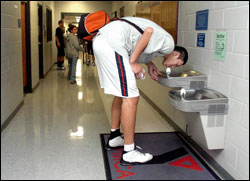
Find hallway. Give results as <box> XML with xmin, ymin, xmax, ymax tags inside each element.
<box><xmin>1</xmin><ymin>1</ymin><xmax>249</xmax><ymax>180</ymax></box>
<box><xmin>1</xmin><ymin>58</ymin><xmax>174</xmax><ymax>180</ymax></box>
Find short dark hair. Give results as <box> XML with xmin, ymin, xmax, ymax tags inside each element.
<box><xmin>58</xmin><ymin>20</ymin><xmax>64</xmax><ymax>25</ymax></box>
<box><xmin>174</xmin><ymin>46</ymin><xmax>188</xmax><ymax>65</ymax></box>
<box><xmin>68</xmin><ymin>25</ymin><xmax>77</xmax><ymax>33</ymax></box>
<box><xmin>67</xmin><ymin>23</ymin><xmax>73</xmax><ymax>32</ymax></box>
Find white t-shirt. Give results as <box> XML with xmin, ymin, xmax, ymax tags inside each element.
<box><xmin>99</xmin><ymin>17</ymin><xmax>175</xmax><ymax>64</ymax></box>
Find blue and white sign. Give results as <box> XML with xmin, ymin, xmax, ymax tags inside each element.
<box><xmin>197</xmin><ymin>33</ymin><xmax>205</xmax><ymax>47</ymax></box>
<box><xmin>196</xmin><ymin>9</ymin><xmax>209</xmax><ymax>30</ymax></box>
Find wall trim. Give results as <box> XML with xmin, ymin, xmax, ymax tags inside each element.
<box><xmin>32</xmin><ymin>82</ymin><xmax>40</xmax><ymax>92</ymax></box>
<box><xmin>44</xmin><ymin>62</ymin><xmax>56</xmax><ymax>77</ymax></box>
<box><xmin>1</xmin><ymin>100</ymin><xmax>24</xmax><ymax>133</ymax></box>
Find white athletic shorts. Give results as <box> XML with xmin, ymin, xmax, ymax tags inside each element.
<box><xmin>92</xmin><ymin>33</ymin><xmax>139</xmax><ymax>98</ymax></box>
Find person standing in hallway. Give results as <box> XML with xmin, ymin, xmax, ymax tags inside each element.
<box><xmin>92</xmin><ymin>17</ymin><xmax>188</xmax><ymax>166</ymax></box>
<box><xmin>65</xmin><ymin>25</ymin><xmax>84</xmax><ymax>84</ymax></box>
<box><xmin>64</xmin><ymin>23</ymin><xmax>73</xmax><ymax>78</ymax></box>
<box><xmin>56</xmin><ymin>20</ymin><xmax>66</xmax><ymax>70</ymax></box>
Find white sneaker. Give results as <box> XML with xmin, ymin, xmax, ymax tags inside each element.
<box><xmin>109</xmin><ymin>136</ymin><xmax>124</xmax><ymax>147</ymax></box>
<box><xmin>120</xmin><ymin>146</ymin><xmax>153</xmax><ymax>166</ymax></box>
<box><xmin>105</xmin><ymin>136</ymin><xmax>124</xmax><ymax>150</ymax></box>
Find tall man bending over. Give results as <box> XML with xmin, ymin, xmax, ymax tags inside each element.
<box><xmin>93</xmin><ymin>17</ymin><xmax>188</xmax><ymax>166</ymax></box>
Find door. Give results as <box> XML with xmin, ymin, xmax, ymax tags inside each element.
<box><xmin>38</xmin><ymin>4</ymin><xmax>44</xmax><ymax>78</ymax></box>
<box><xmin>136</xmin><ymin>1</ymin><xmax>178</xmax><ymax>44</ymax></box>
<box><xmin>21</xmin><ymin>2</ymin><xmax>32</xmax><ymax>93</ymax></box>
<box><xmin>21</xmin><ymin>2</ymin><xmax>27</xmax><ymax>87</ymax></box>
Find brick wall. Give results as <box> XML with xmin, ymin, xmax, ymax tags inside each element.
<box><xmin>178</xmin><ymin>1</ymin><xmax>249</xmax><ymax>179</ymax></box>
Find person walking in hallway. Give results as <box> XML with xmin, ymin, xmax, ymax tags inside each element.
<box><xmin>85</xmin><ymin>39</ymin><xmax>96</xmax><ymax>66</ymax></box>
<box><xmin>92</xmin><ymin>17</ymin><xmax>188</xmax><ymax>165</ymax></box>
<box><xmin>64</xmin><ymin>23</ymin><xmax>73</xmax><ymax>78</ymax></box>
<box><xmin>56</xmin><ymin>20</ymin><xmax>66</xmax><ymax>70</ymax></box>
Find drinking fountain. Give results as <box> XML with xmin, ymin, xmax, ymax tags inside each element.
<box><xmin>158</xmin><ymin>69</ymin><xmax>228</xmax><ymax>150</ymax></box>
<box><xmin>158</xmin><ymin>70</ymin><xmax>207</xmax><ymax>90</ymax></box>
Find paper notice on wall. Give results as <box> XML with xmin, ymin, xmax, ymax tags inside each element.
<box><xmin>214</xmin><ymin>31</ymin><xmax>227</xmax><ymax>61</ymax></box>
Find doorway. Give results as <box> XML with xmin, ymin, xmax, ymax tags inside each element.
<box><xmin>21</xmin><ymin>1</ymin><xmax>32</xmax><ymax>93</ymax></box>
<box><xmin>21</xmin><ymin>2</ymin><xmax>27</xmax><ymax>87</ymax></box>
<box><xmin>38</xmin><ymin>4</ymin><xmax>44</xmax><ymax>78</ymax></box>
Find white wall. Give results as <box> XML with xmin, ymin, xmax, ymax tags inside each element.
<box><xmin>177</xmin><ymin>2</ymin><xmax>249</xmax><ymax>180</ymax></box>
<box><xmin>1</xmin><ymin>1</ymin><xmax>56</xmax><ymax>126</ymax></box>
<box><xmin>1</xmin><ymin>1</ymin><xmax>23</xmax><ymax>125</ymax></box>
<box><xmin>111</xmin><ymin>1</ymin><xmax>137</xmax><ymax>17</ymax></box>
<box><xmin>30</xmin><ymin>1</ymin><xmax>39</xmax><ymax>89</ymax></box>
<box><xmin>30</xmin><ymin>1</ymin><xmax>55</xmax><ymax>78</ymax></box>
<box><xmin>43</xmin><ymin>1</ymin><xmax>56</xmax><ymax>75</ymax></box>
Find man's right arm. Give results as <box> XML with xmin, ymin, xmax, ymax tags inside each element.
<box><xmin>130</xmin><ymin>27</ymin><xmax>153</xmax><ymax>65</ymax></box>
<box><xmin>55</xmin><ymin>28</ymin><xmax>60</xmax><ymax>47</ymax></box>
<box><xmin>56</xmin><ymin>36</ymin><xmax>60</xmax><ymax>47</ymax></box>
<box><xmin>129</xmin><ymin>27</ymin><xmax>154</xmax><ymax>76</ymax></box>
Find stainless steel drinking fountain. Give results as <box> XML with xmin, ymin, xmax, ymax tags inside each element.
<box><xmin>158</xmin><ymin>70</ymin><xmax>207</xmax><ymax>90</ymax></box>
<box><xmin>158</xmin><ymin>69</ymin><xmax>229</xmax><ymax>149</ymax></box>
<box><xmin>168</xmin><ymin>89</ymin><xmax>228</xmax><ymax>115</ymax></box>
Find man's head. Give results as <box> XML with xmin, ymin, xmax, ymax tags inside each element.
<box><xmin>162</xmin><ymin>46</ymin><xmax>188</xmax><ymax>68</ymax></box>
<box><xmin>58</xmin><ymin>20</ymin><xmax>64</xmax><ymax>28</ymax></box>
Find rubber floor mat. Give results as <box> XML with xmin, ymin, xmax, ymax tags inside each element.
<box><xmin>100</xmin><ymin>132</ymin><xmax>220</xmax><ymax>180</ymax></box>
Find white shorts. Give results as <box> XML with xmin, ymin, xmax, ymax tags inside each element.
<box><xmin>92</xmin><ymin>34</ymin><xmax>139</xmax><ymax>98</ymax></box>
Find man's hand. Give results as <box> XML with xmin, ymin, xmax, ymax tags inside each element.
<box><xmin>146</xmin><ymin>62</ymin><xmax>162</xmax><ymax>81</ymax></box>
<box><xmin>57</xmin><ymin>42</ymin><xmax>60</xmax><ymax>48</ymax></box>
<box><xmin>130</xmin><ymin>62</ymin><xmax>144</xmax><ymax>80</ymax></box>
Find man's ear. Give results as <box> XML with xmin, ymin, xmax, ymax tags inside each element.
<box><xmin>173</xmin><ymin>51</ymin><xmax>180</xmax><ymax>57</ymax></box>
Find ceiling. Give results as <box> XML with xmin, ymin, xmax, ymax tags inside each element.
<box><xmin>61</xmin><ymin>13</ymin><xmax>88</xmax><ymax>24</ymax></box>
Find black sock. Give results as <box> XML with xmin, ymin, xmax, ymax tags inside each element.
<box><xmin>109</xmin><ymin>129</ymin><xmax>121</xmax><ymax>140</ymax></box>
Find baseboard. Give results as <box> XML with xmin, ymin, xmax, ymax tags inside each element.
<box><xmin>44</xmin><ymin>63</ymin><xmax>56</xmax><ymax>77</ymax></box>
<box><xmin>32</xmin><ymin>82</ymin><xmax>40</xmax><ymax>92</ymax></box>
<box><xmin>1</xmin><ymin>100</ymin><xmax>24</xmax><ymax>133</ymax></box>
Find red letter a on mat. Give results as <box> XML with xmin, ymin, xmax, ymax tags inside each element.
<box><xmin>116</xmin><ymin>170</ymin><xmax>135</xmax><ymax>179</ymax></box>
<box><xmin>168</xmin><ymin>155</ymin><xmax>203</xmax><ymax>171</ymax></box>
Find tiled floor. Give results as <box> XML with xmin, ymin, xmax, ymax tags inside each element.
<box><xmin>1</xmin><ymin>59</ymin><xmax>174</xmax><ymax>180</ymax></box>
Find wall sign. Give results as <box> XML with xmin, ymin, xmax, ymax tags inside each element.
<box><xmin>196</xmin><ymin>9</ymin><xmax>209</xmax><ymax>30</ymax></box>
<box><xmin>197</xmin><ymin>33</ymin><xmax>205</xmax><ymax>47</ymax></box>
<box><xmin>18</xmin><ymin>18</ymin><xmax>21</xmax><ymax>28</ymax></box>
<box><xmin>214</xmin><ymin>31</ymin><xmax>227</xmax><ymax>61</ymax></box>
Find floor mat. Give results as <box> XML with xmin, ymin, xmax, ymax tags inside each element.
<box><xmin>100</xmin><ymin>132</ymin><xmax>220</xmax><ymax>180</ymax></box>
